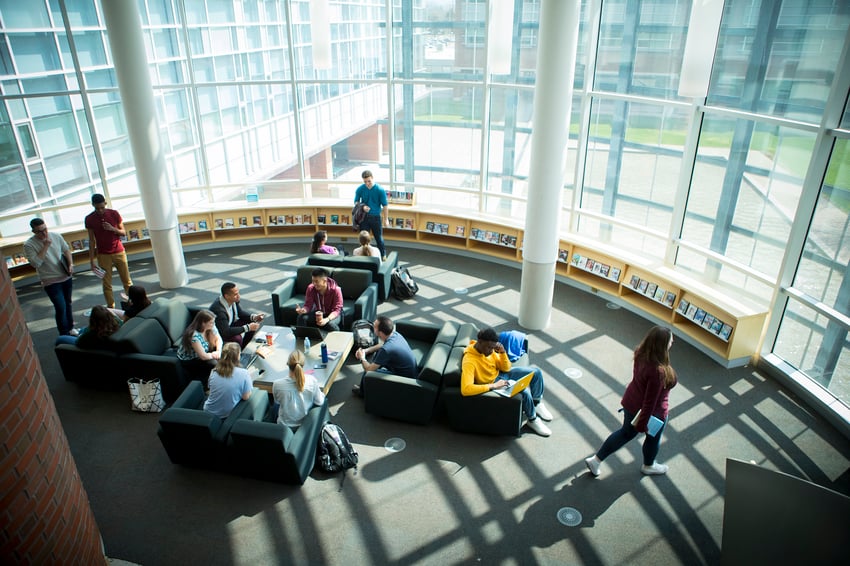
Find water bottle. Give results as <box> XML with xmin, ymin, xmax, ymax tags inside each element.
<box><xmin>321</xmin><ymin>342</ymin><xmax>328</xmax><ymax>363</ymax></box>
<box><xmin>304</xmin><ymin>336</ymin><xmax>311</xmax><ymax>355</ymax></box>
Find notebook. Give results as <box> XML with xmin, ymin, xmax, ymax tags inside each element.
<box><xmin>493</xmin><ymin>371</ymin><xmax>534</xmax><ymax>398</ymax></box>
<box><xmin>631</xmin><ymin>410</ymin><xmax>665</xmax><ymax>437</ymax></box>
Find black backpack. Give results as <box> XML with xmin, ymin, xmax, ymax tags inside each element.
<box><xmin>352</xmin><ymin>202</ymin><xmax>368</xmax><ymax>231</ymax></box>
<box><xmin>317</xmin><ymin>422</ymin><xmax>359</xmax><ymax>474</ymax></box>
<box><xmin>352</xmin><ymin>319</ymin><xmax>377</xmax><ymax>349</ymax></box>
<box><xmin>391</xmin><ymin>266</ymin><xmax>419</xmax><ymax>299</ymax></box>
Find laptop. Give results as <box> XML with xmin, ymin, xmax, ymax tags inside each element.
<box><xmin>293</xmin><ymin>325</ymin><xmax>325</xmax><ymax>342</ymax></box>
<box><xmin>239</xmin><ymin>351</ymin><xmax>259</xmax><ymax>369</ymax></box>
<box><xmin>493</xmin><ymin>371</ymin><xmax>534</xmax><ymax>398</ymax></box>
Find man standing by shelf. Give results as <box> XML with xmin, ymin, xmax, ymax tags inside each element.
<box><xmin>353</xmin><ymin>170</ymin><xmax>389</xmax><ymax>260</ymax></box>
<box><xmin>23</xmin><ymin>218</ymin><xmax>77</xmax><ymax>337</ymax></box>
<box><xmin>85</xmin><ymin>193</ymin><xmax>133</xmax><ymax>309</ymax></box>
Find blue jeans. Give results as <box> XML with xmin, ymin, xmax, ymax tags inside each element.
<box><xmin>498</xmin><ymin>366</ymin><xmax>544</xmax><ymax>419</ymax></box>
<box><xmin>44</xmin><ymin>278</ymin><xmax>74</xmax><ymax>335</ymax></box>
<box><xmin>596</xmin><ymin>408</ymin><xmax>666</xmax><ymax>466</ymax></box>
<box><xmin>359</xmin><ymin>214</ymin><xmax>385</xmax><ymax>257</ymax></box>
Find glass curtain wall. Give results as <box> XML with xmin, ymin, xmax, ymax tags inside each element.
<box><xmin>0</xmin><ymin>0</ymin><xmax>848</xmax><ymax>411</ymax></box>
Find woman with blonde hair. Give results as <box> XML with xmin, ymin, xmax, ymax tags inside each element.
<box><xmin>177</xmin><ymin>309</ymin><xmax>223</xmax><ymax>386</ymax></box>
<box><xmin>273</xmin><ymin>349</ymin><xmax>326</xmax><ymax>429</ymax></box>
<box><xmin>204</xmin><ymin>342</ymin><xmax>253</xmax><ymax>418</ymax></box>
<box><xmin>584</xmin><ymin>326</ymin><xmax>678</xmax><ymax>477</ymax></box>
<box><xmin>352</xmin><ymin>230</ymin><xmax>381</xmax><ymax>263</ymax></box>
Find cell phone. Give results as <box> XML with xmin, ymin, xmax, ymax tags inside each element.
<box><xmin>314</xmin><ymin>363</ymin><xmax>327</xmax><ymax>369</ymax></box>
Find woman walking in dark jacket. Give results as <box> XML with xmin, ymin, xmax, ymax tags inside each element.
<box><xmin>585</xmin><ymin>326</ymin><xmax>678</xmax><ymax>477</ymax></box>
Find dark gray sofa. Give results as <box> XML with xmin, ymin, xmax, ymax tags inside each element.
<box><xmin>271</xmin><ymin>265</ymin><xmax>378</xmax><ymax>330</ymax></box>
<box><xmin>306</xmin><ymin>251</ymin><xmax>399</xmax><ymax>301</ymax></box>
<box><xmin>363</xmin><ymin>320</ymin><xmax>458</xmax><ymax>425</ymax></box>
<box><xmin>54</xmin><ymin>297</ymin><xmax>200</xmax><ymax>404</ymax></box>
<box><xmin>157</xmin><ymin>381</ymin><xmax>329</xmax><ymax>484</ymax></box>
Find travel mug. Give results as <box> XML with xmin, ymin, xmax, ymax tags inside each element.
<box><xmin>321</xmin><ymin>342</ymin><xmax>328</xmax><ymax>363</ymax></box>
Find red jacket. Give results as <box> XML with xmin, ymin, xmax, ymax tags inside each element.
<box><xmin>621</xmin><ymin>359</ymin><xmax>677</xmax><ymax>432</ymax></box>
<box><xmin>303</xmin><ymin>277</ymin><xmax>343</xmax><ymax>317</ymax></box>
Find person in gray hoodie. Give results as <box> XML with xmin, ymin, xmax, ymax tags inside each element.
<box><xmin>23</xmin><ymin>218</ymin><xmax>77</xmax><ymax>336</ymax></box>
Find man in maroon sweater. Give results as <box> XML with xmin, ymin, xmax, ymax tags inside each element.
<box><xmin>85</xmin><ymin>193</ymin><xmax>133</xmax><ymax>308</ymax></box>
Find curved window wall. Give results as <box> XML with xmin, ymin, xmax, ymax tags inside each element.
<box><xmin>0</xmin><ymin>0</ymin><xmax>849</xmax><ymax>414</ymax></box>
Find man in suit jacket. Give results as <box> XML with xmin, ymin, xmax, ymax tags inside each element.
<box><xmin>210</xmin><ymin>282</ymin><xmax>264</xmax><ymax>348</ymax></box>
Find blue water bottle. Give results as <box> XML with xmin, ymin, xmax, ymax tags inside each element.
<box><xmin>303</xmin><ymin>336</ymin><xmax>311</xmax><ymax>355</ymax></box>
<box><xmin>321</xmin><ymin>342</ymin><xmax>329</xmax><ymax>363</ymax></box>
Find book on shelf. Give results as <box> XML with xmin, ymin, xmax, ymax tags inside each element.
<box><xmin>685</xmin><ymin>304</ymin><xmax>698</xmax><ymax>319</ymax></box>
<box><xmin>387</xmin><ymin>216</ymin><xmax>394</xmax><ymax>226</ymax></box>
<box><xmin>5</xmin><ymin>256</ymin><xmax>14</xmax><ymax>268</ymax></box>
<box><xmin>645</xmin><ymin>282</ymin><xmax>658</xmax><ymax>297</ymax></box>
<box><xmin>317</xmin><ymin>214</ymin><xmax>326</xmax><ymax>224</ymax></box>
<box><xmin>188</xmin><ymin>221</ymin><xmax>197</xmax><ymax>232</ymax></box>
<box><xmin>710</xmin><ymin>318</ymin><xmax>724</xmax><ymax>334</ymax></box>
<box><xmin>395</xmin><ymin>217</ymin><xmax>404</xmax><ymax>228</ymax></box>
<box><xmin>199</xmin><ymin>220</ymin><xmax>208</xmax><ymax>230</ymax></box>
<box><xmin>719</xmin><ymin>323</ymin><xmax>733</xmax><ymax>341</ymax></box>
<box><xmin>701</xmin><ymin>313</ymin><xmax>715</xmax><ymax>330</ymax></box>
<box><xmin>558</xmin><ymin>249</ymin><xmax>569</xmax><ymax>263</ymax></box>
<box><xmin>278</xmin><ymin>215</ymin><xmax>285</xmax><ymax>225</ymax></box>
<box><xmin>71</xmin><ymin>240</ymin><xmax>83</xmax><ymax>251</ymax></box>
<box><xmin>225</xmin><ymin>218</ymin><xmax>234</xmax><ymax>228</ymax></box>
<box><xmin>426</xmin><ymin>221</ymin><xmax>435</xmax><ymax>232</ymax></box>
<box><xmin>239</xmin><ymin>217</ymin><xmax>248</xmax><ymax>227</ymax></box>
<box><xmin>128</xmin><ymin>229</ymin><xmax>140</xmax><ymax>241</ymax></box>
<box><xmin>663</xmin><ymin>291</ymin><xmax>676</xmax><ymax>308</ymax></box>
<box><xmin>304</xmin><ymin>214</ymin><xmax>313</xmax><ymax>224</ymax></box>
<box><xmin>284</xmin><ymin>215</ymin><xmax>294</xmax><ymax>225</ymax></box>
<box><xmin>405</xmin><ymin>218</ymin><xmax>414</xmax><ymax>230</ymax></box>
<box><xmin>571</xmin><ymin>253</ymin><xmax>583</xmax><ymax>266</ymax></box>
<box><xmin>294</xmin><ymin>214</ymin><xmax>303</xmax><ymax>224</ymax></box>
<box><xmin>653</xmin><ymin>286</ymin><xmax>665</xmax><ymax>302</ymax></box>
<box><xmin>140</xmin><ymin>229</ymin><xmax>148</xmax><ymax>239</ymax></box>
<box><xmin>629</xmin><ymin>274</ymin><xmax>640</xmax><ymax>288</ymax></box>
<box><xmin>455</xmin><ymin>225</ymin><xmax>465</xmax><ymax>237</ymax></box>
<box><xmin>470</xmin><ymin>227</ymin><xmax>480</xmax><ymax>240</ymax></box>
<box><xmin>179</xmin><ymin>222</ymin><xmax>189</xmax><ymax>233</ymax></box>
<box><xmin>638</xmin><ymin>279</ymin><xmax>649</xmax><ymax>293</ymax></box>
<box><xmin>693</xmin><ymin>308</ymin><xmax>707</xmax><ymax>324</ymax></box>
<box><xmin>439</xmin><ymin>223</ymin><xmax>449</xmax><ymax>234</ymax></box>
<box><xmin>252</xmin><ymin>216</ymin><xmax>262</xmax><ymax>226</ymax></box>
<box><xmin>677</xmin><ymin>299</ymin><xmax>690</xmax><ymax>314</ymax></box>
<box><xmin>215</xmin><ymin>219</ymin><xmax>224</xmax><ymax>229</ymax></box>
<box><xmin>268</xmin><ymin>215</ymin><xmax>277</xmax><ymax>225</ymax></box>
<box><xmin>500</xmin><ymin>233</ymin><xmax>511</xmax><ymax>246</ymax></box>
<box><xmin>485</xmin><ymin>231</ymin><xmax>500</xmax><ymax>243</ymax></box>
<box><xmin>599</xmin><ymin>264</ymin><xmax>610</xmax><ymax>277</ymax></box>
<box><xmin>339</xmin><ymin>215</ymin><xmax>347</xmax><ymax>224</ymax></box>
<box><xmin>609</xmin><ymin>267</ymin><xmax>621</xmax><ymax>282</ymax></box>
<box><xmin>330</xmin><ymin>214</ymin><xmax>339</xmax><ymax>225</ymax></box>
<box><xmin>585</xmin><ymin>259</ymin><xmax>596</xmax><ymax>271</ymax></box>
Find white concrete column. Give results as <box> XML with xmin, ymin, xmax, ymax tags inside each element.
<box><xmin>100</xmin><ymin>0</ymin><xmax>188</xmax><ymax>289</ymax></box>
<box><xmin>518</xmin><ymin>0</ymin><xmax>581</xmax><ymax>330</ymax></box>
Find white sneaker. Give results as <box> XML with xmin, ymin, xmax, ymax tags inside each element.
<box><xmin>641</xmin><ymin>462</ymin><xmax>669</xmax><ymax>476</ymax></box>
<box><xmin>526</xmin><ymin>417</ymin><xmax>551</xmax><ymax>437</ymax></box>
<box><xmin>585</xmin><ymin>455</ymin><xmax>601</xmax><ymax>477</ymax></box>
<box><xmin>535</xmin><ymin>401</ymin><xmax>553</xmax><ymax>421</ymax></box>
<box><xmin>68</xmin><ymin>328</ymin><xmax>80</xmax><ymax>337</ymax></box>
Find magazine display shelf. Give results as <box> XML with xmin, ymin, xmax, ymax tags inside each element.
<box><xmin>2</xmin><ymin>203</ymin><xmax>768</xmax><ymax>366</ymax></box>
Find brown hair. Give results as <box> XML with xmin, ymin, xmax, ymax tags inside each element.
<box><xmin>357</xmin><ymin>230</ymin><xmax>378</xmax><ymax>256</ymax></box>
<box><xmin>89</xmin><ymin>305</ymin><xmax>120</xmax><ymax>338</ymax></box>
<box><xmin>288</xmin><ymin>350</ymin><xmax>306</xmax><ymax>392</ymax></box>
<box><xmin>634</xmin><ymin>326</ymin><xmax>677</xmax><ymax>388</ymax></box>
<box><xmin>310</xmin><ymin>231</ymin><xmax>328</xmax><ymax>254</ymax></box>
<box><xmin>214</xmin><ymin>343</ymin><xmax>241</xmax><ymax>377</ymax></box>
<box><xmin>182</xmin><ymin>309</ymin><xmax>216</xmax><ymax>352</ymax></box>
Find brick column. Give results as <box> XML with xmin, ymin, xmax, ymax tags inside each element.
<box><xmin>0</xmin><ymin>265</ymin><xmax>106</xmax><ymax>564</ymax></box>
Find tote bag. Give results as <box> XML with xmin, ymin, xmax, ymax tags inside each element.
<box><xmin>127</xmin><ymin>378</ymin><xmax>165</xmax><ymax>413</ymax></box>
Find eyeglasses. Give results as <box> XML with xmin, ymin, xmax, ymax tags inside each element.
<box><xmin>33</xmin><ymin>227</ymin><xmax>48</xmax><ymax>234</ymax></box>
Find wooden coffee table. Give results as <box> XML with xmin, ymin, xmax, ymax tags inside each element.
<box><xmin>243</xmin><ymin>325</ymin><xmax>353</xmax><ymax>394</ymax></box>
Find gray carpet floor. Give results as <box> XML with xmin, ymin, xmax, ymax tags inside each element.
<box><xmin>18</xmin><ymin>243</ymin><xmax>850</xmax><ymax>566</ymax></box>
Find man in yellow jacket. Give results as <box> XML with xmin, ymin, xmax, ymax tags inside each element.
<box><xmin>460</xmin><ymin>327</ymin><xmax>553</xmax><ymax>436</ymax></box>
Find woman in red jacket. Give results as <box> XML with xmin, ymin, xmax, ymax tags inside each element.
<box><xmin>585</xmin><ymin>326</ymin><xmax>678</xmax><ymax>477</ymax></box>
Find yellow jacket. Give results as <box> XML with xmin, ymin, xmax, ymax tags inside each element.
<box><xmin>461</xmin><ymin>340</ymin><xmax>511</xmax><ymax>396</ymax></box>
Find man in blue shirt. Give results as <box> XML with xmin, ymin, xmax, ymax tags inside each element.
<box><xmin>352</xmin><ymin>316</ymin><xmax>417</xmax><ymax>397</ymax></box>
<box><xmin>353</xmin><ymin>170</ymin><xmax>388</xmax><ymax>259</ymax></box>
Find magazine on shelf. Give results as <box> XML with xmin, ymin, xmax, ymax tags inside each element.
<box><xmin>330</xmin><ymin>214</ymin><xmax>339</xmax><ymax>225</ymax></box>
<box><xmin>5</xmin><ymin>257</ymin><xmax>14</xmax><ymax>268</ymax></box>
<box><xmin>701</xmin><ymin>313</ymin><xmax>715</xmax><ymax>330</ymax></box>
<box><xmin>140</xmin><ymin>230</ymin><xmax>148</xmax><ymax>239</ymax></box>
<box><xmin>455</xmin><ymin>225</ymin><xmax>465</xmax><ymax>237</ymax></box>
<box><xmin>277</xmin><ymin>215</ymin><xmax>285</xmax><ymax>224</ymax></box>
<box><xmin>338</xmin><ymin>215</ymin><xmax>346</xmax><ymax>224</ymax></box>
<box><xmin>215</xmin><ymin>219</ymin><xmax>224</xmax><ymax>229</ymax></box>
<box><xmin>592</xmin><ymin>262</ymin><xmax>603</xmax><ymax>274</ymax></box>
<box><xmin>677</xmin><ymin>299</ymin><xmax>690</xmax><ymax>314</ymax></box>
<box><xmin>396</xmin><ymin>217</ymin><xmax>405</xmax><ymax>228</ymax></box>
<box><xmin>558</xmin><ymin>249</ymin><xmax>569</xmax><ymax>263</ymax></box>
<box><xmin>485</xmin><ymin>230</ymin><xmax>499</xmax><ymax>243</ymax></box>
<box><xmin>426</xmin><ymin>221</ymin><xmax>435</xmax><ymax>232</ymax></box>
<box><xmin>693</xmin><ymin>308</ymin><xmax>707</xmax><ymax>324</ymax></box>
<box><xmin>710</xmin><ymin>318</ymin><xmax>724</xmax><ymax>334</ymax></box>
<box><xmin>685</xmin><ymin>304</ymin><xmax>698</xmax><ymax>319</ymax></box>
<box><xmin>199</xmin><ymin>220</ymin><xmax>208</xmax><ymax>230</ymax></box>
<box><xmin>253</xmin><ymin>216</ymin><xmax>262</xmax><ymax>226</ymax></box>
<box><xmin>317</xmin><ymin>214</ymin><xmax>326</xmax><ymax>224</ymax></box>
<box><xmin>188</xmin><ymin>222</ymin><xmax>197</xmax><ymax>232</ymax></box>
<box><xmin>239</xmin><ymin>217</ymin><xmax>248</xmax><ymax>227</ymax></box>
<box><xmin>637</xmin><ymin>279</ymin><xmax>648</xmax><ymax>293</ymax></box>
<box><xmin>653</xmin><ymin>286</ymin><xmax>665</xmax><ymax>302</ymax></box>
<box><xmin>663</xmin><ymin>291</ymin><xmax>676</xmax><ymax>308</ymax></box>
<box><xmin>129</xmin><ymin>229</ymin><xmax>140</xmax><ymax>241</ymax></box>
<box><xmin>572</xmin><ymin>253</ymin><xmax>583</xmax><ymax>266</ymax></box>
<box><xmin>585</xmin><ymin>259</ymin><xmax>596</xmax><ymax>271</ymax></box>
<box><xmin>645</xmin><ymin>282</ymin><xmax>658</xmax><ymax>297</ymax></box>
<box><xmin>610</xmin><ymin>267</ymin><xmax>621</xmax><ymax>282</ymax></box>
<box><xmin>599</xmin><ymin>264</ymin><xmax>610</xmax><ymax>277</ymax></box>
<box><xmin>294</xmin><ymin>214</ymin><xmax>303</xmax><ymax>224</ymax></box>
<box><xmin>225</xmin><ymin>218</ymin><xmax>235</xmax><ymax>228</ymax></box>
<box><xmin>268</xmin><ymin>215</ymin><xmax>277</xmax><ymax>225</ymax></box>
<box><xmin>179</xmin><ymin>222</ymin><xmax>189</xmax><ymax>233</ymax></box>
<box><xmin>439</xmin><ymin>223</ymin><xmax>449</xmax><ymax>234</ymax></box>
<box><xmin>719</xmin><ymin>323</ymin><xmax>733</xmax><ymax>341</ymax></box>
<box><xmin>629</xmin><ymin>274</ymin><xmax>640</xmax><ymax>288</ymax></box>
<box><xmin>71</xmin><ymin>240</ymin><xmax>83</xmax><ymax>251</ymax></box>
<box><xmin>470</xmin><ymin>227</ymin><xmax>480</xmax><ymax>240</ymax></box>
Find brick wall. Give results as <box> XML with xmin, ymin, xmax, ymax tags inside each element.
<box><xmin>0</xmin><ymin>264</ymin><xmax>106</xmax><ymax>564</ymax></box>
